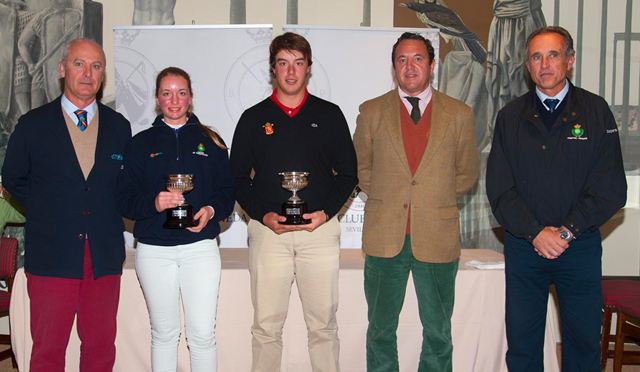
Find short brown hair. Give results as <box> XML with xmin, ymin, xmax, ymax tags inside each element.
<box><xmin>269</xmin><ymin>32</ymin><xmax>313</xmax><ymax>78</ymax></box>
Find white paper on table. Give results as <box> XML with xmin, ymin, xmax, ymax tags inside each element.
<box><xmin>464</xmin><ymin>260</ymin><xmax>505</xmax><ymax>270</ymax></box>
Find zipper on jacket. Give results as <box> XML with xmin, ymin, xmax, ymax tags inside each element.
<box><xmin>174</xmin><ymin>130</ymin><xmax>180</xmax><ymax>160</ymax></box>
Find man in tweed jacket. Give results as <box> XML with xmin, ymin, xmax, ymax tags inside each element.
<box><xmin>353</xmin><ymin>32</ymin><xmax>479</xmax><ymax>372</ymax></box>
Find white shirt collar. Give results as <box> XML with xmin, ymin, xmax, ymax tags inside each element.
<box><xmin>535</xmin><ymin>78</ymin><xmax>570</xmax><ymax>111</ymax></box>
<box><xmin>398</xmin><ymin>85</ymin><xmax>432</xmax><ymax>116</ymax></box>
<box><xmin>61</xmin><ymin>94</ymin><xmax>98</xmax><ymax>124</ymax></box>
<box><xmin>162</xmin><ymin>117</ymin><xmax>188</xmax><ymax>130</ymax></box>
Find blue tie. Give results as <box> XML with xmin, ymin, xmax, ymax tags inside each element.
<box><xmin>74</xmin><ymin>109</ymin><xmax>88</xmax><ymax>131</ymax></box>
<box><xmin>544</xmin><ymin>98</ymin><xmax>560</xmax><ymax>113</ymax></box>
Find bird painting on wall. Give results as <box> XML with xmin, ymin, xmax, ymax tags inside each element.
<box><xmin>400</xmin><ymin>0</ymin><xmax>487</xmax><ymax>63</ymax></box>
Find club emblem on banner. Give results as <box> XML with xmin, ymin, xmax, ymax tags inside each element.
<box><xmin>224</xmin><ymin>45</ymin><xmax>273</xmax><ymax>124</ymax></box>
<box><xmin>114</xmin><ymin>44</ymin><xmax>158</xmax><ymax>135</ymax></box>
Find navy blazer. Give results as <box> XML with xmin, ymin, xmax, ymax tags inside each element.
<box><xmin>2</xmin><ymin>96</ymin><xmax>132</xmax><ymax>279</ymax></box>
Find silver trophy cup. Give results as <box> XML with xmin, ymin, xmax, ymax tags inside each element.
<box><xmin>163</xmin><ymin>174</ymin><xmax>195</xmax><ymax>229</ymax></box>
<box><xmin>279</xmin><ymin>171</ymin><xmax>311</xmax><ymax>225</ymax></box>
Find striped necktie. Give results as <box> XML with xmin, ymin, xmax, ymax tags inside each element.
<box><xmin>74</xmin><ymin>109</ymin><xmax>88</xmax><ymax>132</ymax></box>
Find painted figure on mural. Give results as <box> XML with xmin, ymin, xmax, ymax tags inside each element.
<box><xmin>400</xmin><ymin>0</ymin><xmax>486</xmax><ymax>63</ymax></box>
<box><xmin>17</xmin><ymin>0</ymin><xmax>83</xmax><ymax>109</ymax></box>
<box><xmin>132</xmin><ymin>0</ymin><xmax>176</xmax><ymax>25</ymax></box>
<box><xmin>484</xmin><ymin>0</ymin><xmax>546</xmax><ymax>150</ymax></box>
<box><xmin>0</xmin><ymin>0</ymin><xmax>34</xmax><ymax>126</ymax></box>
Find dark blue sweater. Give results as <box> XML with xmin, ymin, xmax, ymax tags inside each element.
<box><xmin>116</xmin><ymin>115</ymin><xmax>235</xmax><ymax>246</ymax></box>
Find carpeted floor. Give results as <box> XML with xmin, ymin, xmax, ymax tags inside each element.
<box><xmin>0</xmin><ymin>344</ymin><xmax>638</xmax><ymax>371</ymax></box>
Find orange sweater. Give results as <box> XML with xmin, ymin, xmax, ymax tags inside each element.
<box><xmin>400</xmin><ymin>99</ymin><xmax>432</xmax><ymax>234</ymax></box>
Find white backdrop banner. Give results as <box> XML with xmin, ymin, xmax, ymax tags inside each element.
<box><xmin>114</xmin><ymin>25</ymin><xmax>439</xmax><ymax>248</ymax></box>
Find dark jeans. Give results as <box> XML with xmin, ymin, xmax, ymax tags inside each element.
<box><xmin>364</xmin><ymin>234</ymin><xmax>458</xmax><ymax>372</ymax></box>
<box><xmin>505</xmin><ymin>231</ymin><xmax>602</xmax><ymax>372</ymax></box>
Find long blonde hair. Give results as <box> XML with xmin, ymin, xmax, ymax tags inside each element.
<box><xmin>155</xmin><ymin>67</ymin><xmax>227</xmax><ymax>150</ymax></box>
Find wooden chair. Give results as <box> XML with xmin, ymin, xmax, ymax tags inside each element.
<box><xmin>601</xmin><ymin>278</ymin><xmax>640</xmax><ymax>371</ymax></box>
<box><xmin>613</xmin><ymin>296</ymin><xmax>640</xmax><ymax>372</ymax></box>
<box><xmin>0</xmin><ymin>237</ymin><xmax>19</xmax><ymax>368</ymax></box>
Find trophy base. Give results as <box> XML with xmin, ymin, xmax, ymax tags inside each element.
<box><xmin>279</xmin><ymin>216</ymin><xmax>312</xmax><ymax>225</ymax></box>
<box><xmin>279</xmin><ymin>202</ymin><xmax>311</xmax><ymax>225</ymax></box>
<box><xmin>163</xmin><ymin>205</ymin><xmax>194</xmax><ymax>229</ymax></box>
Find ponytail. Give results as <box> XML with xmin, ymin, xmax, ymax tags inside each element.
<box><xmin>198</xmin><ymin>124</ymin><xmax>227</xmax><ymax>150</ymax></box>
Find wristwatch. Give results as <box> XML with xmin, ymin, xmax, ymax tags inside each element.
<box><xmin>558</xmin><ymin>226</ymin><xmax>573</xmax><ymax>242</ymax></box>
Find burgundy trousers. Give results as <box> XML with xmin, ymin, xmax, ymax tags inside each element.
<box><xmin>27</xmin><ymin>240</ymin><xmax>121</xmax><ymax>372</ymax></box>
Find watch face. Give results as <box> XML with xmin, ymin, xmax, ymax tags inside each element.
<box><xmin>560</xmin><ymin>231</ymin><xmax>571</xmax><ymax>241</ymax></box>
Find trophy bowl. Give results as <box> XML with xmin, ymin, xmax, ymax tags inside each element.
<box><xmin>163</xmin><ymin>174</ymin><xmax>195</xmax><ymax>229</ymax></box>
<box><xmin>278</xmin><ymin>171</ymin><xmax>311</xmax><ymax>225</ymax></box>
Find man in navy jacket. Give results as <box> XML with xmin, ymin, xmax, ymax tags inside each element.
<box><xmin>2</xmin><ymin>38</ymin><xmax>131</xmax><ymax>372</ymax></box>
<box><xmin>486</xmin><ymin>27</ymin><xmax>626</xmax><ymax>370</ymax></box>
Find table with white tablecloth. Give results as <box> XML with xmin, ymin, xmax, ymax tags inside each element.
<box><xmin>10</xmin><ymin>249</ymin><xmax>560</xmax><ymax>371</ymax></box>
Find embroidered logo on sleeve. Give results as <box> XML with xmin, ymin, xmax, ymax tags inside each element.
<box><xmin>150</xmin><ymin>152</ymin><xmax>163</xmax><ymax>158</ymax></box>
<box><xmin>606</xmin><ymin>128</ymin><xmax>618</xmax><ymax>134</ymax></box>
<box><xmin>111</xmin><ymin>154</ymin><xmax>123</xmax><ymax>160</ymax></box>
<box><xmin>567</xmin><ymin>124</ymin><xmax>587</xmax><ymax>140</ymax></box>
<box><xmin>263</xmin><ymin>122</ymin><xmax>274</xmax><ymax>135</ymax></box>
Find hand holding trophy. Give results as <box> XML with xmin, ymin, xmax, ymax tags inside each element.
<box><xmin>278</xmin><ymin>171</ymin><xmax>311</xmax><ymax>225</ymax></box>
<box><xmin>163</xmin><ymin>174</ymin><xmax>195</xmax><ymax>229</ymax></box>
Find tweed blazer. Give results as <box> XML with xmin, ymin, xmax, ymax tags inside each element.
<box><xmin>353</xmin><ymin>89</ymin><xmax>479</xmax><ymax>263</ymax></box>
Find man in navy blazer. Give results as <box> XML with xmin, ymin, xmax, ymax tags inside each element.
<box><xmin>2</xmin><ymin>38</ymin><xmax>131</xmax><ymax>372</ymax></box>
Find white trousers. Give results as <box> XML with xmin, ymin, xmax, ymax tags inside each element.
<box><xmin>136</xmin><ymin>239</ymin><xmax>221</xmax><ymax>372</ymax></box>
<box><xmin>248</xmin><ymin>217</ymin><xmax>341</xmax><ymax>372</ymax></box>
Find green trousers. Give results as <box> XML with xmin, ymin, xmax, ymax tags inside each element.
<box><xmin>364</xmin><ymin>234</ymin><xmax>458</xmax><ymax>372</ymax></box>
